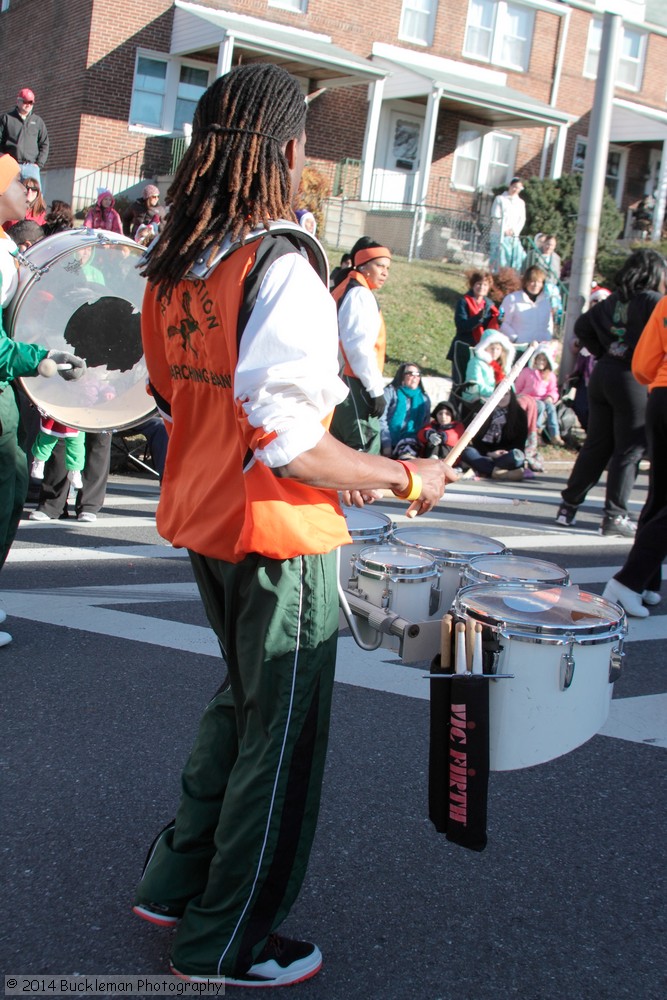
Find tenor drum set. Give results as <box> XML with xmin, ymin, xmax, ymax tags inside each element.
<box><xmin>5</xmin><ymin>228</ymin><xmax>156</xmax><ymax>431</ymax></box>
<box><xmin>337</xmin><ymin>510</ymin><xmax>627</xmax><ymax>772</ymax></box>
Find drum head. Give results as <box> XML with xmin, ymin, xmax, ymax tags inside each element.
<box><xmin>391</xmin><ymin>526</ymin><xmax>505</xmax><ymax>566</ymax></box>
<box><xmin>455</xmin><ymin>583</ymin><xmax>626</xmax><ymax>638</ymax></box>
<box><xmin>356</xmin><ymin>543</ymin><xmax>437</xmax><ymax>581</ymax></box>
<box><xmin>466</xmin><ymin>553</ymin><xmax>570</xmax><ymax>586</ymax></box>
<box><xmin>344</xmin><ymin>507</ymin><xmax>392</xmax><ymax>539</ymax></box>
<box><xmin>8</xmin><ymin>229</ymin><xmax>154</xmax><ymax>431</ymax></box>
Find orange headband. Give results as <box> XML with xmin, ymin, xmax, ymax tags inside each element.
<box><xmin>354</xmin><ymin>246</ymin><xmax>391</xmax><ymax>267</ymax></box>
<box><xmin>0</xmin><ymin>154</ymin><xmax>20</xmax><ymax>195</ymax></box>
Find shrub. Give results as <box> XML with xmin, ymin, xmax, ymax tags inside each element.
<box><xmin>520</xmin><ymin>173</ymin><xmax>623</xmax><ymax>260</ymax></box>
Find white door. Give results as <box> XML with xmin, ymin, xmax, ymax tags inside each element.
<box><xmin>371</xmin><ymin>111</ymin><xmax>423</xmax><ymax>204</ymax></box>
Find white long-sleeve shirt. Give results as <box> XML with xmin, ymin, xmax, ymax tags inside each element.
<box><xmin>500</xmin><ymin>289</ymin><xmax>553</xmax><ymax>344</ymax></box>
<box><xmin>336</xmin><ymin>284</ymin><xmax>386</xmax><ymax>397</ymax></box>
<box><xmin>235</xmin><ymin>251</ymin><xmax>349</xmax><ymax>468</ymax></box>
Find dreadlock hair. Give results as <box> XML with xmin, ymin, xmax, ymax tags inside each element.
<box><xmin>143</xmin><ymin>63</ymin><xmax>307</xmax><ymax>298</ymax></box>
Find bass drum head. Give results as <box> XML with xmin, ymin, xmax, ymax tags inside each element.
<box><xmin>7</xmin><ymin>229</ymin><xmax>153</xmax><ymax>431</ymax></box>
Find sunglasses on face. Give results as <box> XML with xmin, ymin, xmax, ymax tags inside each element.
<box><xmin>25</xmin><ymin>184</ymin><xmax>39</xmax><ymax>192</ymax></box>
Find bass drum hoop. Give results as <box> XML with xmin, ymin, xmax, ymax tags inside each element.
<box><xmin>7</xmin><ymin>228</ymin><xmax>154</xmax><ymax>432</ymax></box>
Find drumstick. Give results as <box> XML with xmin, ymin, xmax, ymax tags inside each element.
<box><xmin>443</xmin><ymin>341</ymin><xmax>540</xmax><ymax>469</ymax></box>
<box><xmin>455</xmin><ymin>622</ymin><xmax>467</xmax><ymax>675</ymax></box>
<box><xmin>37</xmin><ymin>359</ymin><xmax>73</xmax><ymax>377</ymax></box>
<box><xmin>440</xmin><ymin>613</ymin><xmax>453</xmax><ymax>671</ymax></box>
<box><xmin>471</xmin><ymin>624</ymin><xmax>483</xmax><ymax>675</ymax></box>
<box><xmin>465</xmin><ymin>618</ymin><xmax>476</xmax><ymax>672</ymax></box>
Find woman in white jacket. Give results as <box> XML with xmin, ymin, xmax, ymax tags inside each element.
<box><xmin>500</xmin><ymin>266</ymin><xmax>553</xmax><ymax>345</ymax></box>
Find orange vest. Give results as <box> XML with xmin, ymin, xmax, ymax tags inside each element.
<box><xmin>332</xmin><ymin>269</ymin><xmax>386</xmax><ymax>380</ymax></box>
<box><xmin>142</xmin><ymin>233</ymin><xmax>350</xmax><ymax>562</ymax></box>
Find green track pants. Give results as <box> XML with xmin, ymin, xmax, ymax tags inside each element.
<box><xmin>134</xmin><ymin>549</ymin><xmax>339</xmax><ymax>978</ymax></box>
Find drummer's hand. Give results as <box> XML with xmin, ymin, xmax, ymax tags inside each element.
<box><xmin>403</xmin><ymin>458</ymin><xmax>456</xmax><ymax>518</ymax></box>
<box><xmin>48</xmin><ymin>350</ymin><xmax>87</xmax><ymax>381</ymax></box>
<box><xmin>340</xmin><ymin>489</ymin><xmax>383</xmax><ymax>508</ymax></box>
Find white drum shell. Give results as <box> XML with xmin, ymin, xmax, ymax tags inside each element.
<box><xmin>454</xmin><ymin>584</ymin><xmax>626</xmax><ymax>771</ymax></box>
<box><xmin>338</xmin><ymin>508</ymin><xmax>392</xmax><ymax>589</ymax></box>
<box><xmin>392</xmin><ymin>526</ymin><xmax>506</xmax><ymax>614</ymax></box>
<box><xmin>6</xmin><ymin>228</ymin><xmax>154</xmax><ymax>431</ymax></box>
<box><xmin>354</xmin><ymin>544</ymin><xmax>439</xmax><ymax>626</ymax></box>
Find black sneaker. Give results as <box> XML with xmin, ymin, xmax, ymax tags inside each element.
<box><xmin>600</xmin><ymin>514</ymin><xmax>636</xmax><ymax>538</ymax></box>
<box><xmin>555</xmin><ymin>502</ymin><xmax>577</xmax><ymax>526</ymax></box>
<box><xmin>132</xmin><ymin>901</ymin><xmax>181</xmax><ymax>927</ymax></box>
<box><xmin>171</xmin><ymin>934</ymin><xmax>323</xmax><ymax>988</ymax></box>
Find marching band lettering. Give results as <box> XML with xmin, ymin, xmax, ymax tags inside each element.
<box><xmin>170</xmin><ymin>364</ymin><xmax>232</xmax><ymax>388</ymax></box>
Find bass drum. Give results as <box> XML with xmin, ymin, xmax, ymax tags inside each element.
<box><xmin>5</xmin><ymin>228</ymin><xmax>154</xmax><ymax>431</ymax></box>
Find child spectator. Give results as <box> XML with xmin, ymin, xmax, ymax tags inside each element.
<box><xmin>31</xmin><ymin>417</ymin><xmax>84</xmax><ymax>490</ymax></box>
<box><xmin>418</xmin><ymin>400</ymin><xmax>465</xmax><ymax>460</ymax></box>
<box><xmin>514</xmin><ymin>341</ymin><xmax>564</xmax><ymax>445</ymax></box>
<box><xmin>461</xmin><ymin>330</ymin><xmax>515</xmax><ymax>403</ymax></box>
<box><xmin>84</xmin><ymin>189</ymin><xmax>123</xmax><ymax>234</ymax></box>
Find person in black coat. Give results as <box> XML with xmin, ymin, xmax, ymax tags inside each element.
<box><xmin>0</xmin><ymin>88</ymin><xmax>49</xmax><ymax>168</ymax></box>
<box><xmin>556</xmin><ymin>248</ymin><xmax>667</xmax><ymax>536</ymax></box>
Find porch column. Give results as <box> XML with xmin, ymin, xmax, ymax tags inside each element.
<box><xmin>415</xmin><ymin>86</ymin><xmax>442</xmax><ymax>206</ymax></box>
<box><xmin>360</xmin><ymin>77</ymin><xmax>385</xmax><ymax>202</ymax></box>
<box><xmin>651</xmin><ymin>137</ymin><xmax>667</xmax><ymax>243</ymax></box>
<box><xmin>549</xmin><ymin>123</ymin><xmax>568</xmax><ymax>179</ymax></box>
<box><xmin>216</xmin><ymin>32</ymin><xmax>234</xmax><ymax>78</ymax></box>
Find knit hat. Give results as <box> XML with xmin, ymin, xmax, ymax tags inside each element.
<box><xmin>474</xmin><ymin>329</ymin><xmax>516</xmax><ymax>374</ymax></box>
<box><xmin>0</xmin><ymin>154</ymin><xmax>21</xmax><ymax>195</ymax></box>
<box><xmin>96</xmin><ymin>189</ymin><xmax>115</xmax><ymax>207</ymax></box>
<box><xmin>143</xmin><ymin>184</ymin><xmax>160</xmax><ymax>199</ymax></box>
<box><xmin>20</xmin><ymin>163</ymin><xmax>41</xmax><ymax>186</ymax></box>
<box><xmin>589</xmin><ymin>285</ymin><xmax>611</xmax><ymax>305</ymax></box>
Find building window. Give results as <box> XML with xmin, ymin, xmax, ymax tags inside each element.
<box><xmin>130</xmin><ymin>56</ymin><xmax>168</xmax><ymax>129</ymax></box>
<box><xmin>399</xmin><ymin>0</ymin><xmax>438</xmax><ymax>47</ymax></box>
<box><xmin>572</xmin><ymin>138</ymin><xmax>627</xmax><ymax>205</ymax></box>
<box><xmin>268</xmin><ymin>0</ymin><xmax>308</xmax><ymax>11</ymax></box>
<box><xmin>174</xmin><ymin>65</ymin><xmax>209</xmax><ymax>131</ymax></box>
<box><xmin>452</xmin><ymin>122</ymin><xmax>518</xmax><ymax>192</ymax></box>
<box><xmin>584</xmin><ymin>17</ymin><xmax>647</xmax><ymax>92</ymax></box>
<box><xmin>463</xmin><ymin>0</ymin><xmax>534</xmax><ymax>72</ymax></box>
<box><xmin>130</xmin><ymin>52</ymin><xmax>212</xmax><ymax>133</ymax></box>
<box><xmin>0</xmin><ymin>0</ymin><xmax>9</xmax><ymax>11</ymax></box>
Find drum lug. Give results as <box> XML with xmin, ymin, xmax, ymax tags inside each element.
<box><xmin>609</xmin><ymin>642</ymin><xmax>624</xmax><ymax>684</ymax></box>
<box><xmin>560</xmin><ymin>639</ymin><xmax>575</xmax><ymax>690</ymax></box>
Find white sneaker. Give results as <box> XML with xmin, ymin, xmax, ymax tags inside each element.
<box><xmin>0</xmin><ymin>631</ymin><xmax>12</xmax><ymax>648</ymax></box>
<box><xmin>29</xmin><ymin>510</ymin><xmax>51</xmax><ymax>521</ymax></box>
<box><xmin>77</xmin><ymin>512</ymin><xmax>97</xmax><ymax>522</ymax></box>
<box><xmin>642</xmin><ymin>590</ymin><xmax>661</xmax><ymax>606</ymax></box>
<box><xmin>602</xmin><ymin>579</ymin><xmax>649</xmax><ymax>618</ymax></box>
<box><xmin>31</xmin><ymin>459</ymin><xmax>45</xmax><ymax>479</ymax></box>
<box><xmin>68</xmin><ymin>469</ymin><xmax>83</xmax><ymax>490</ymax></box>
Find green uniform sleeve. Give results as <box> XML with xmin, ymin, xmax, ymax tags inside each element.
<box><xmin>0</xmin><ymin>314</ymin><xmax>48</xmax><ymax>383</ymax></box>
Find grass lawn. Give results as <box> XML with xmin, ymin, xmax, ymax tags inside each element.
<box><xmin>325</xmin><ymin>247</ymin><xmax>468</xmax><ymax>380</ymax></box>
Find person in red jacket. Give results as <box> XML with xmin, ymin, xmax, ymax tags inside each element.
<box><xmin>418</xmin><ymin>400</ymin><xmax>465</xmax><ymax>460</ymax></box>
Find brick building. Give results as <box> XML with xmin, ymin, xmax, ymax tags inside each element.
<box><xmin>1</xmin><ymin>0</ymin><xmax>666</xmax><ymax>245</ymax></box>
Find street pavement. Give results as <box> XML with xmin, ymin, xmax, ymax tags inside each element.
<box><xmin>1</xmin><ymin>462</ymin><xmax>665</xmax><ymax>1000</ymax></box>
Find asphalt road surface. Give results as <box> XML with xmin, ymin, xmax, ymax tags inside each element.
<box><xmin>2</xmin><ymin>462</ymin><xmax>665</xmax><ymax>1000</ymax></box>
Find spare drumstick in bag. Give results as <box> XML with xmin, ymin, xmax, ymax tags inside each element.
<box><xmin>443</xmin><ymin>342</ymin><xmax>540</xmax><ymax>470</ymax></box>
<box><xmin>471</xmin><ymin>623</ymin><xmax>484</xmax><ymax>675</ymax></box>
<box><xmin>455</xmin><ymin>622</ymin><xmax>468</xmax><ymax>675</ymax></box>
<box><xmin>465</xmin><ymin>618</ymin><xmax>476</xmax><ymax>672</ymax></box>
<box><xmin>440</xmin><ymin>613</ymin><xmax>453</xmax><ymax>671</ymax></box>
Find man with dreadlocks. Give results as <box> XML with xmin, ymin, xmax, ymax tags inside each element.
<box><xmin>132</xmin><ymin>63</ymin><xmax>449</xmax><ymax>987</ymax></box>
